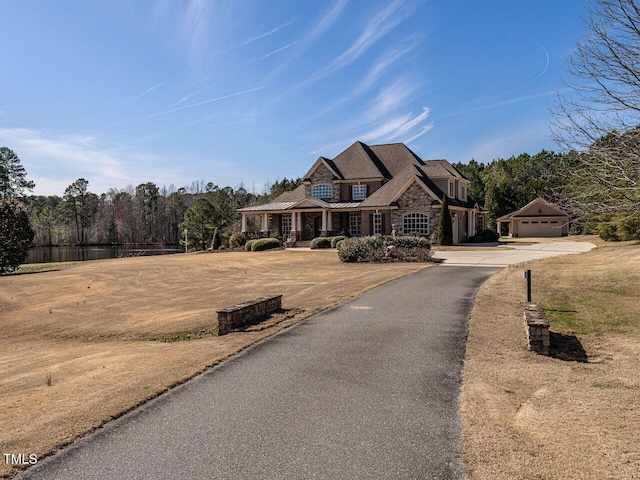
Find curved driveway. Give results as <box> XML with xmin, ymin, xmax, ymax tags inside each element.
<box><xmin>17</xmin><ymin>242</ymin><xmax>593</xmax><ymax>480</ymax></box>
<box><xmin>18</xmin><ymin>266</ymin><xmax>498</xmax><ymax>480</ymax></box>
<box><xmin>433</xmin><ymin>241</ymin><xmax>595</xmax><ymax>266</ymax></box>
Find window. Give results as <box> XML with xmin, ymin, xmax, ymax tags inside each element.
<box><xmin>403</xmin><ymin>213</ymin><xmax>429</xmax><ymax>235</ymax></box>
<box><xmin>373</xmin><ymin>213</ymin><xmax>382</xmax><ymax>235</ymax></box>
<box><xmin>312</xmin><ymin>184</ymin><xmax>332</xmax><ymax>199</ymax></box>
<box><xmin>352</xmin><ymin>184</ymin><xmax>367</xmax><ymax>201</ymax></box>
<box><xmin>478</xmin><ymin>216</ymin><xmax>485</xmax><ymax>231</ymax></box>
<box><xmin>448</xmin><ymin>181</ymin><xmax>455</xmax><ymax>198</ymax></box>
<box><xmin>281</xmin><ymin>213</ymin><xmax>292</xmax><ymax>234</ymax></box>
<box><xmin>460</xmin><ymin>185</ymin><xmax>467</xmax><ymax>201</ymax></box>
<box><xmin>349</xmin><ymin>212</ymin><xmax>362</xmax><ymax>236</ymax></box>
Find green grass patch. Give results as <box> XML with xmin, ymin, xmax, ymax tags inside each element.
<box><xmin>147</xmin><ymin>329</ymin><xmax>217</xmax><ymax>342</ymax></box>
<box><xmin>13</xmin><ymin>263</ymin><xmax>77</xmax><ymax>275</ymax></box>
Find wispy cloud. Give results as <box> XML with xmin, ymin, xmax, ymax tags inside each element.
<box><xmin>227</xmin><ymin>19</ymin><xmax>296</xmax><ymax>51</ymax></box>
<box><xmin>0</xmin><ymin>128</ymin><xmax>126</xmax><ymax>183</ymax></box>
<box><xmin>146</xmin><ymin>86</ymin><xmax>268</xmax><ymax>119</ymax></box>
<box><xmin>299</xmin><ymin>0</ymin><xmax>419</xmax><ymax>88</ymax></box>
<box><xmin>365</xmin><ymin>77</ymin><xmax>421</xmax><ymax>120</ymax></box>
<box><xmin>182</xmin><ymin>0</ymin><xmax>213</xmax><ymax>56</ymax></box>
<box><xmin>0</xmin><ymin>128</ymin><xmax>184</xmax><ymax>195</ymax></box>
<box><xmin>361</xmin><ymin>107</ymin><xmax>432</xmax><ymax>143</ymax></box>
<box><xmin>523</xmin><ymin>36</ymin><xmax>550</xmax><ymax>85</ymax></box>
<box><xmin>237</xmin><ymin>41</ymin><xmax>300</xmax><ymax>67</ymax></box>
<box><xmin>444</xmin><ymin>90</ymin><xmax>558</xmax><ymax>118</ymax></box>
<box><xmin>192</xmin><ymin>76</ymin><xmax>212</xmax><ymax>85</ymax></box>
<box><xmin>314</xmin><ymin>36</ymin><xmax>422</xmax><ymax>117</ymax></box>
<box><xmin>132</xmin><ymin>82</ymin><xmax>166</xmax><ymax>100</ymax></box>
<box><xmin>308</xmin><ymin>0</ymin><xmax>348</xmax><ymax>39</ymax></box>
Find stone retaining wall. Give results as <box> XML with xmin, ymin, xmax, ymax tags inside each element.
<box><xmin>217</xmin><ymin>295</ymin><xmax>282</xmax><ymax>335</ymax></box>
<box><xmin>523</xmin><ymin>302</ymin><xmax>550</xmax><ymax>355</ymax></box>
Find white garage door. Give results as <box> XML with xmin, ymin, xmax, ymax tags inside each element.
<box><xmin>518</xmin><ymin>220</ymin><xmax>562</xmax><ymax>237</ymax></box>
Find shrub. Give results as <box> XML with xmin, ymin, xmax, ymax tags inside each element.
<box><xmin>245</xmin><ymin>239</ymin><xmax>256</xmax><ymax>251</ymax></box>
<box><xmin>338</xmin><ymin>236</ymin><xmax>432</xmax><ymax>263</ymax></box>
<box><xmin>330</xmin><ymin>235</ymin><xmax>347</xmax><ymax>248</ymax></box>
<box><xmin>310</xmin><ymin>237</ymin><xmax>332</xmax><ymax>249</ymax></box>
<box><xmin>251</xmin><ymin>238</ymin><xmax>281</xmax><ymax>251</ymax></box>
<box><xmin>617</xmin><ymin>213</ymin><xmax>640</xmax><ymax>240</ymax></box>
<box><xmin>229</xmin><ymin>234</ymin><xmax>247</xmax><ymax>248</ymax></box>
<box><xmin>480</xmin><ymin>229</ymin><xmax>499</xmax><ymax>242</ymax></box>
<box><xmin>0</xmin><ymin>199</ymin><xmax>35</xmax><ymax>274</ymax></box>
<box><xmin>335</xmin><ymin>239</ymin><xmax>346</xmax><ymax>249</ymax></box>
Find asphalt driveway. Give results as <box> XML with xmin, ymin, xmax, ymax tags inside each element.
<box><xmin>17</xmin><ymin>266</ymin><xmax>498</xmax><ymax>480</ymax></box>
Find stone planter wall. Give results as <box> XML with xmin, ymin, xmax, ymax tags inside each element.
<box><xmin>217</xmin><ymin>295</ymin><xmax>282</xmax><ymax>335</ymax></box>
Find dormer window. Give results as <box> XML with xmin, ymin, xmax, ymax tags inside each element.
<box><xmin>352</xmin><ymin>184</ymin><xmax>367</xmax><ymax>201</ymax></box>
<box><xmin>312</xmin><ymin>184</ymin><xmax>332</xmax><ymax>199</ymax></box>
<box><xmin>460</xmin><ymin>185</ymin><xmax>467</xmax><ymax>201</ymax></box>
<box><xmin>448</xmin><ymin>181</ymin><xmax>455</xmax><ymax>198</ymax></box>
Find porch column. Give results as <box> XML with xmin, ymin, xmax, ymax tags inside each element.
<box><xmin>468</xmin><ymin>211</ymin><xmax>474</xmax><ymax>237</ymax></box>
<box><xmin>291</xmin><ymin>211</ymin><xmax>297</xmax><ymax>233</ymax></box>
<box><xmin>327</xmin><ymin>210</ymin><xmax>332</xmax><ymax>232</ymax></box>
<box><xmin>241</xmin><ymin>213</ymin><xmax>247</xmax><ymax>233</ymax></box>
<box><xmin>296</xmin><ymin>212</ymin><xmax>302</xmax><ymax>234</ymax></box>
<box><xmin>321</xmin><ymin>209</ymin><xmax>327</xmax><ymax>234</ymax></box>
<box><xmin>261</xmin><ymin>213</ymin><xmax>268</xmax><ymax>233</ymax></box>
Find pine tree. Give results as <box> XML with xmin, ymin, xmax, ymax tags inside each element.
<box><xmin>434</xmin><ymin>195</ymin><xmax>454</xmax><ymax>246</ymax></box>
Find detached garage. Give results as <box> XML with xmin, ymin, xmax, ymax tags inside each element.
<box><xmin>497</xmin><ymin>198</ymin><xmax>569</xmax><ymax>238</ymax></box>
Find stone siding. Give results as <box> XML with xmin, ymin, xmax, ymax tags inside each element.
<box><xmin>305</xmin><ymin>164</ymin><xmax>340</xmax><ymax>202</ymax></box>
<box><xmin>390</xmin><ymin>182</ymin><xmax>439</xmax><ymax>236</ymax></box>
<box><xmin>217</xmin><ymin>295</ymin><xmax>282</xmax><ymax>335</ymax></box>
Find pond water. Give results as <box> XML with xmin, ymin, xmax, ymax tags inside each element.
<box><xmin>26</xmin><ymin>245</ymin><xmax>183</xmax><ymax>264</ymax></box>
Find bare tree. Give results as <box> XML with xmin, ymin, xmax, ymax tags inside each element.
<box><xmin>551</xmin><ymin>0</ymin><xmax>640</xmax><ymax>217</ymax></box>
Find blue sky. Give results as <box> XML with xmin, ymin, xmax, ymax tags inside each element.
<box><xmin>1</xmin><ymin>0</ymin><xmax>587</xmax><ymax>196</ymax></box>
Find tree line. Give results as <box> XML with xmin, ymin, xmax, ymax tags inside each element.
<box><xmin>23</xmin><ymin>177</ymin><xmax>302</xmax><ymax>247</ymax></box>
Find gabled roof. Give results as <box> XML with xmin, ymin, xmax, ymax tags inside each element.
<box><xmin>302</xmin><ymin>141</ymin><xmax>429</xmax><ymax>182</ymax></box>
<box><xmin>239</xmin><ymin>141</ymin><xmax>477</xmax><ymax>213</ymax></box>
<box><xmin>272</xmin><ymin>184</ymin><xmax>306</xmax><ymax>203</ymax></box>
<box><xmin>368</xmin><ymin>143</ymin><xmax>424</xmax><ymax>177</ymax></box>
<box><xmin>330</xmin><ymin>141</ymin><xmax>389</xmax><ymax>179</ymax></box>
<box><xmin>420</xmin><ymin>160</ymin><xmax>466</xmax><ymax>179</ymax></box>
<box><xmin>359</xmin><ymin>164</ymin><xmax>442</xmax><ymax>208</ymax></box>
<box><xmin>496</xmin><ymin>198</ymin><xmax>569</xmax><ymax>222</ymax></box>
<box><xmin>302</xmin><ymin>157</ymin><xmax>343</xmax><ymax>182</ymax></box>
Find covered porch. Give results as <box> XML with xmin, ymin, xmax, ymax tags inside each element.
<box><xmin>239</xmin><ymin>198</ymin><xmax>361</xmax><ymax>241</ymax></box>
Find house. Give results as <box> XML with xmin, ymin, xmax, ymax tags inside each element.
<box><xmin>239</xmin><ymin>141</ymin><xmax>487</xmax><ymax>243</ymax></box>
<box><xmin>496</xmin><ymin>198</ymin><xmax>569</xmax><ymax>237</ymax></box>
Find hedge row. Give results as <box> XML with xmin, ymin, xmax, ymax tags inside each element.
<box><xmin>337</xmin><ymin>236</ymin><xmax>432</xmax><ymax>263</ymax></box>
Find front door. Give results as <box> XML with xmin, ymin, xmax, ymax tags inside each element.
<box><xmin>313</xmin><ymin>215</ymin><xmax>322</xmax><ymax>238</ymax></box>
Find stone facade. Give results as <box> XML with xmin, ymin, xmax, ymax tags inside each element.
<box><xmin>391</xmin><ymin>182</ymin><xmax>440</xmax><ymax>236</ymax></box>
<box><xmin>305</xmin><ymin>164</ymin><xmax>340</xmax><ymax>202</ymax></box>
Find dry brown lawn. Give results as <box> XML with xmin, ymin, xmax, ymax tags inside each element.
<box><xmin>0</xmin><ymin>249</ymin><xmax>429</xmax><ymax>478</ymax></box>
<box><xmin>461</xmin><ymin>238</ymin><xmax>640</xmax><ymax>480</ymax></box>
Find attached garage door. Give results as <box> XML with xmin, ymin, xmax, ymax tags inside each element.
<box><xmin>518</xmin><ymin>220</ymin><xmax>562</xmax><ymax>237</ymax></box>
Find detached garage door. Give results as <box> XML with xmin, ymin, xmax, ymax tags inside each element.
<box><xmin>518</xmin><ymin>220</ymin><xmax>562</xmax><ymax>237</ymax></box>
